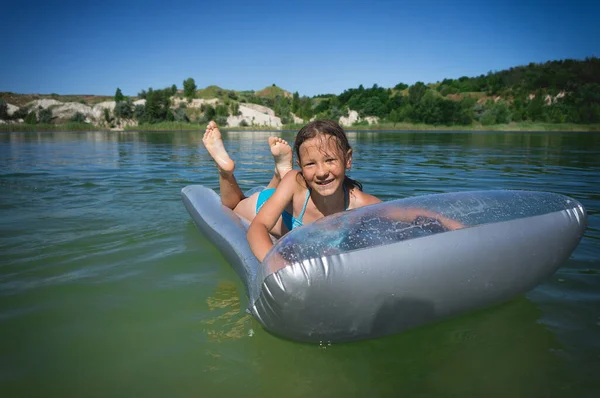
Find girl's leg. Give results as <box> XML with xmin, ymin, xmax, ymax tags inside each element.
<box><xmin>203</xmin><ymin>122</ymin><xmax>293</xmax><ymax>218</ymax></box>
<box><xmin>202</xmin><ymin>121</ymin><xmax>244</xmax><ymax>209</ymax></box>
<box><xmin>234</xmin><ymin>137</ymin><xmax>293</xmax><ymax>235</ymax></box>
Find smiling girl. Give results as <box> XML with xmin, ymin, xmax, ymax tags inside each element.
<box><xmin>247</xmin><ymin>120</ymin><xmax>381</xmax><ymax>262</ymax></box>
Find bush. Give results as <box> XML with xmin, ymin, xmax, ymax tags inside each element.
<box><xmin>71</xmin><ymin>112</ymin><xmax>86</xmax><ymax>123</ymax></box>
<box><xmin>203</xmin><ymin>104</ymin><xmax>216</xmax><ymax>121</ymax></box>
<box><xmin>24</xmin><ymin>111</ymin><xmax>37</xmax><ymax>124</ymax></box>
<box><xmin>173</xmin><ymin>107</ymin><xmax>189</xmax><ymax>122</ymax></box>
<box><xmin>239</xmin><ymin>119</ymin><xmax>249</xmax><ymax>127</ymax></box>
<box><xmin>104</xmin><ymin>108</ymin><xmax>112</xmax><ymax>122</ymax></box>
<box><xmin>134</xmin><ymin>104</ymin><xmax>145</xmax><ymax>121</ymax></box>
<box><xmin>114</xmin><ymin>99</ymin><xmax>133</xmax><ymax>118</ymax></box>
<box><xmin>230</xmin><ymin>102</ymin><xmax>240</xmax><ymax>116</ymax></box>
<box><xmin>480</xmin><ymin>110</ymin><xmax>497</xmax><ymax>126</ymax></box>
<box><xmin>12</xmin><ymin>107</ymin><xmax>29</xmax><ymax>120</ymax></box>
<box><xmin>352</xmin><ymin>119</ymin><xmax>369</xmax><ymax>126</ymax></box>
<box><xmin>215</xmin><ymin>116</ymin><xmax>228</xmax><ymax>126</ymax></box>
<box><xmin>215</xmin><ymin>104</ymin><xmax>229</xmax><ymax>117</ymax></box>
<box><xmin>0</xmin><ymin>99</ymin><xmax>8</xmax><ymax>120</ymax></box>
<box><xmin>38</xmin><ymin>108</ymin><xmax>53</xmax><ymax>124</ymax></box>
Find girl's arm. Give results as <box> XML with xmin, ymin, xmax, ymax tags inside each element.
<box><xmin>247</xmin><ymin>171</ymin><xmax>299</xmax><ymax>262</ymax></box>
<box><xmin>354</xmin><ymin>191</ymin><xmax>463</xmax><ymax>230</ymax></box>
<box><xmin>387</xmin><ymin>207</ymin><xmax>464</xmax><ymax>230</ymax></box>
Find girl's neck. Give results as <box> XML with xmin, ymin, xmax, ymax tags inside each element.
<box><xmin>310</xmin><ymin>184</ymin><xmax>346</xmax><ymax>216</ymax></box>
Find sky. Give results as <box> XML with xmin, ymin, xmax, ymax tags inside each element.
<box><xmin>1</xmin><ymin>0</ymin><xmax>598</xmax><ymax>97</ymax></box>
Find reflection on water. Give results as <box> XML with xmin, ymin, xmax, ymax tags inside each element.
<box><xmin>202</xmin><ymin>281</ymin><xmax>252</xmax><ymax>343</ymax></box>
<box><xmin>0</xmin><ymin>129</ymin><xmax>599</xmax><ymax>397</ymax></box>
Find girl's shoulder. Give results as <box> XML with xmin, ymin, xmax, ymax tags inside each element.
<box><xmin>348</xmin><ymin>187</ymin><xmax>382</xmax><ymax>208</ymax></box>
<box><xmin>279</xmin><ymin>170</ymin><xmax>307</xmax><ymax>195</ymax></box>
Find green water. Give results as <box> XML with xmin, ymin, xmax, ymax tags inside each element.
<box><xmin>1</xmin><ymin>130</ymin><xmax>599</xmax><ymax>397</ymax></box>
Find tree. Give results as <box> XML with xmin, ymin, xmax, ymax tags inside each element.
<box><xmin>183</xmin><ymin>78</ymin><xmax>197</xmax><ymax>99</ymax></box>
<box><xmin>104</xmin><ymin>108</ymin><xmax>112</xmax><ymax>123</ymax></box>
<box><xmin>408</xmin><ymin>82</ymin><xmax>428</xmax><ymax>105</ymax></box>
<box><xmin>115</xmin><ymin>88</ymin><xmax>125</xmax><ymax>103</ymax></box>
<box><xmin>291</xmin><ymin>91</ymin><xmax>300</xmax><ymax>113</ymax></box>
<box><xmin>388</xmin><ymin>109</ymin><xmax>400</xmax><ymax>126</ymax></box>
<box><xmin>171</xmin><ymin>84</ymin><xmax>178</xmax><ymax>96</ymax></box>
<box><xmin>526</xmin><ymin>92</ymin><xmax>546</xmax><ymax>121</ymax></box>
<box><xmin>144</xmin><ymin>88</ymin><xmax>171</xmax><ymax>123</ymax></box>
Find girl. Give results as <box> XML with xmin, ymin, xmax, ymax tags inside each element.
<box><xmin>247</xmin><ymin>120</ymin><xmax>381</xmax><ymax>262</ymax></box>
<box><xmin>247</xmin><ymin>120</ymin><xmax>464</xmax><ymax>264</ymax></box>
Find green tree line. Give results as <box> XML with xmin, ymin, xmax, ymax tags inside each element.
<box><xmin>2</xmin><ymin>58</ymin><xmax>598</xmax><ymax>127</ymax></box>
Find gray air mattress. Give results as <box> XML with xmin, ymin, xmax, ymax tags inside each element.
<box><xmin>182</xmin><ymin>185</ymin><xmax>587</xmax><ymax>343</ymax></box>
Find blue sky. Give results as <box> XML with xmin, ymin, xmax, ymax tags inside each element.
<box><xmin>1</xmin><ymin>0</ymin><xmax>598</xmax><ymax>97</ymax></box>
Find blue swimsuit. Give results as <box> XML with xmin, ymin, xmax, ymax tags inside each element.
<box><xmin>255</xmin><ymin>186</ymin><xmax>348</xmax><ymax>231</ymax></box>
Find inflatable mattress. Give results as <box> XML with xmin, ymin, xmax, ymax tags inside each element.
<box><xmin>182</xmin><ymin>185</ymin><xmax>587</xmax><ymax>343</ymax></box>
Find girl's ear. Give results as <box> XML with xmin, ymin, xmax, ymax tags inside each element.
<box><xmin>346</xmin><ymin>149</ymin><xmax>353</xmax><ymax>169</ymax></box>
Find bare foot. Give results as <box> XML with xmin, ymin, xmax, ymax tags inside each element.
<box><xmin>269</xmin><ymin>136</ymin><xmax>293</xmax><ymax>178</ymax></box>
<box><xmin>203</xmin><ymin>121</ymin><xmax>234</xmax><ymax>173</ymax></box>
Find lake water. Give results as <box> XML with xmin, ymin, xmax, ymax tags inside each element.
<box><xmin>1</xmin><ymin>130</ymin><xmax>599</xmax><ymax>397</ymax></box>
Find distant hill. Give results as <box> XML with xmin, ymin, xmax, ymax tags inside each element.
<box><xmin>433</xmin><ymin>57</ymin><xmax>600</xmax><ymax>97</ymax></box>
<box><xmin>2</xmin><ymin>57</ymin><xmax>598</xmax><ymax>129</ymax></box>
<box><xmin>0</xmin><ymin>92</ymin><xmax>113</xmax><ymax>107</ymax></box>
<box><xmin>254</xmin><ymin>85</ymin><xmax>292</xmax><ymax>99</ymax></box>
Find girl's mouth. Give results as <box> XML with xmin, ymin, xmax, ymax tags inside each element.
<box><xmin>316</xmin><ymin>179</ymin><xmax>334</xmax><ymax>186</ymax></box>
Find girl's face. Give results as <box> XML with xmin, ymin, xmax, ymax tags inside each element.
<box><xmin>297</xmin><ymin>135</ymin><xmax>352</xmax><ymax>196</ymax></box>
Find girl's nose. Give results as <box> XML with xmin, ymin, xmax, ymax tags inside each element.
<box><xmin>316</xmin><ymin>163</ymin><xmax>329</xmax><ymax>178</ymax></box>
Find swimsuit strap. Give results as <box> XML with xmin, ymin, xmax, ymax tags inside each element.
<box><xmin>344</xmin><ymin>184</ymin><xmax>349</xmax><ymax>210</ymax></box>
<box><xmin>297</xmin><ymin>189</ymin><xmax>311</xmax><ymax>221</ymax></box>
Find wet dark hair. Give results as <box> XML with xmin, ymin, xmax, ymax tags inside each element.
<box><xmin>294</xmin><ymin>120</ymin><xmax>362</xmax><ymax>191</ymax></box>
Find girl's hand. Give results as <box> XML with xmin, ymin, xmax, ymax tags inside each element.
<box><xmin>264</xmin><ymin>251</ymin><xmax>289</xmax><ymax>274</ymax></box>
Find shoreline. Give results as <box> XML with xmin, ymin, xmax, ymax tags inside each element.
<box><xmin>2</xmin><ymin>121</ymin><xmax>600</xmax><ymax>133</ymax></box>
